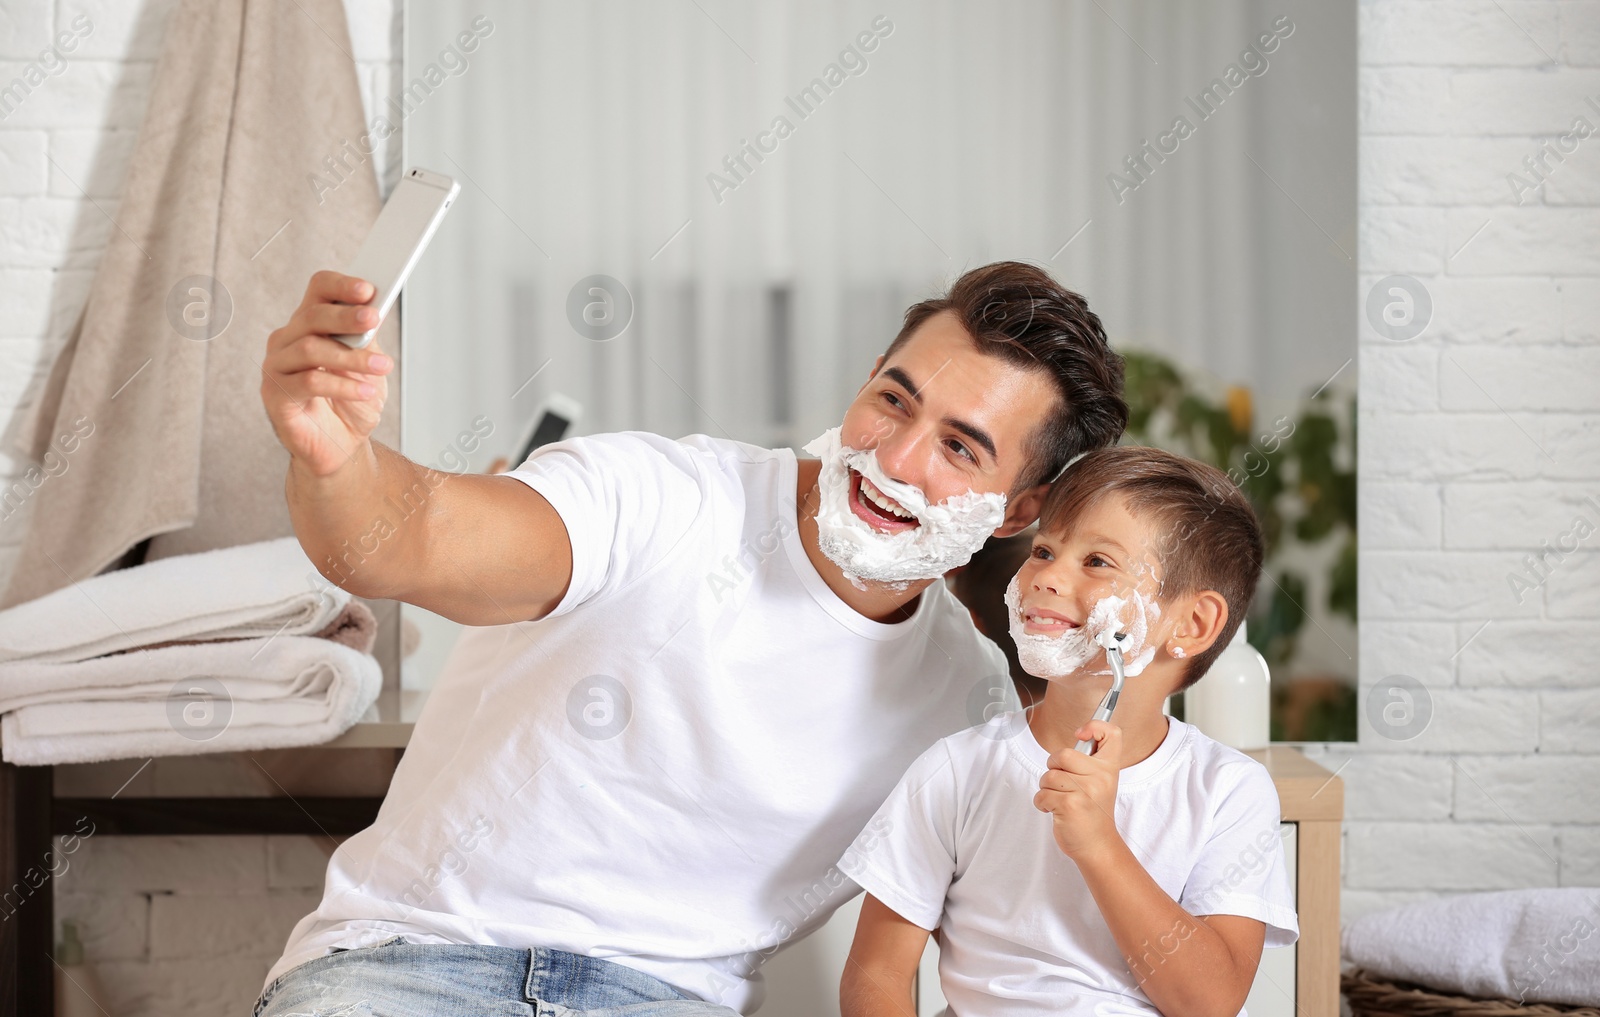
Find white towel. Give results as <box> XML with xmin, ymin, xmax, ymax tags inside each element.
<box><xmin>0</xmin><ymin>635</ymin><xmax>380</xmax><ymax>764</ymax></box>
<box><xmin>1342</xmin><ymin>887</ymin><xmax>1600</xmax><ymax>1006</ymax></box>
<box><xmin>0</xmin><ymin>536</ymin><xmax>345</xmax><ymax>664</ymax></box>
<box><xmin>0</xmin><ymin>536</ymin><xmax>380</xmax><ymax>764</ymax></box>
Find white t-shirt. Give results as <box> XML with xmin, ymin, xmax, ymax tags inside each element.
<box><xmin>838</xmin><ymin>711</ymin><xmax>1299</xmax><ymax>1017</ymax></box>
<box><xmin>264</xmin><ymin>432</ymin><xmax>1010</xmax><ymax>1014</ymax></box>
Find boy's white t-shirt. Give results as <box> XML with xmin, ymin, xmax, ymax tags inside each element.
<box><xmin>839</xmin><ymin>711</ymin><xmax>1299</xmax><ymax>1017</ymax></box>
<box><xmin>263</xmin><ymin>432</ymin><xmax>1011</xmax><ymax>1014</ymax></box>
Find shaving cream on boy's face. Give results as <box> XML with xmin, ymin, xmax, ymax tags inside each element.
<box><xmin>803</xmin><ymin>426</ymin><xmax>1007</xmax><ymax>588</ymax></box>
<box><xmin>1005</xmin><ymin>573</ymin><xmax>1162</xmax><ymax>680</ymax></box>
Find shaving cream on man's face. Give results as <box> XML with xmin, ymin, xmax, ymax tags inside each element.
<box><xmin>803</xmin><ymin>426</ymin><xmax>1007</xmax><ymax>587</ymax></box>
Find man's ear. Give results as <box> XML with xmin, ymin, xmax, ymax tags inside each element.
<box><xmin>1169</xmin><ymin>590</ymin><xmax>1230</xmax><ymax>659</ymax></box>
<box><xmin>856</xmin><ymin>354</ymin><xmax>886</xmax><ymax>397</ymax></box>
<box><xmin>993</xmin><ymin>481</ymin><xmax>1050</xmax><ymax>537</ymax></box>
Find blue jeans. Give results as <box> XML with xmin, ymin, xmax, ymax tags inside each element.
<box><xmin>251</xmin><ymin>937</ymin><xmax>742</xmax><ymax>1017</ymax></box>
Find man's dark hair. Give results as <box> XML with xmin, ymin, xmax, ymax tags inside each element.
<box><xmin>1038</xmin><ymin>445</ymin><xmax>1264</xmax><ymax>691</ymax></box>
<box><xmin>884</xmin><ymin>261</ymin><xmax>1128</xmax><ymax>490</ymax></box>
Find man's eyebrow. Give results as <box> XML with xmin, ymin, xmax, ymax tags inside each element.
<box><xmin>946</xmin><ymin>418</ymin><xmax>998</xmax><ymax>461</ymax></box>
<box><xmin>880</xmin><ymin>366</ymin><xmax>1000</xmax><ymax>463</ymax></box>
<box><xmin>882</xmin><ymin>366</ymin><xmax>923</xmax><ymax>400</ymax></box>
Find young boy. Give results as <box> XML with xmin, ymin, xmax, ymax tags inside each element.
<box><xmin>838</xmin><ymin>446</ymin><xmax>1299</xmax><ymax>1017</ymax></box>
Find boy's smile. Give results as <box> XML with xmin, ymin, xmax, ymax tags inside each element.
<box><xmin>1018</xmin><ymin>603</ymin><xmax>1078</xmax><ymax>636</ymax></box>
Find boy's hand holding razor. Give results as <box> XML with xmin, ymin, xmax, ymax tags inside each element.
<box><xmin>1037</xmin><ymin>717</ymin><xmax>1125</xmax><ymax>863</ymax></box>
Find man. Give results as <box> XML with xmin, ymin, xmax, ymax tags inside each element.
<box><xmin>252</xmin><ymin>261</ymin><xmax>1127</xmax><ymax>1016</ymax></box>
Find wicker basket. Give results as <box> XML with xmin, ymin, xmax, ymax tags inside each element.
<box><xmin>1343</xmin><ymin>968</ymin><xmax>1600</xmax><ymax>1017</ymax></box>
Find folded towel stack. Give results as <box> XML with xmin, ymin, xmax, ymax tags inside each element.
<box><xmin>1342</xmin><ymin>887</ymin><xmax>1600</xmax><ymax>1006</ymax></box>
<box><xmin>0</xmin><ymin>537</ymin><xmax>382</xmax><ymax>765</ymax></box>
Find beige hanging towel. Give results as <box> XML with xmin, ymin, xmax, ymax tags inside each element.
<box><xmin>3</xmin><ymin>0</ymin><xmax>400</xmax><ymax>608</ymax></box>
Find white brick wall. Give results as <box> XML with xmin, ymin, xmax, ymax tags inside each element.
<box><xmin>0</xmin><ymin>2</ymin><xmax>402</xmax><ymax>1013</ymax></box>
<box><xmin>1336</xmin><ymin>0</ymin><xmax>1600</xmax><ymax>923</ymax></box>
<box><xmin>3</xmin><ymin>0</ymin><xmax>1598</xmax><ymax>1012</ymax></box>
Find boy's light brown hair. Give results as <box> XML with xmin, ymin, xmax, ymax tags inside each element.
<box><xmin>1037</xmin><ymin>445</ymin><xmax>1265</xmax><ymax>690</ymax></box>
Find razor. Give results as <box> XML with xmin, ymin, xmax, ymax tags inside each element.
<box><xmin>1074</xmin><ymin>630</ymin><xmax>1128</xmax><ymax>756</ymax></box>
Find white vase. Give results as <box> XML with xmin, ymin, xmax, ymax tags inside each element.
<box><xmin>1184</xmin><ymin>621</ymin><xmax>1271</xmax><ymax>750</ymax></box>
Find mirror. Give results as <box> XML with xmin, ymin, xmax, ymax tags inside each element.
<box><xmin>398</xmin><ymin>0</ymin><xmax>1356</xmax><ymax>740</ymax></box>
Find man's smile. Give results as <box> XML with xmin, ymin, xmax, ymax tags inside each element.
<box><xmin>848</xmin><ymin>470</ymin><xmax>920</xmax><ymax>533</ymax></box>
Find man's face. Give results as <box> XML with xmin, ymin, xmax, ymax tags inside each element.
<box><xmin>837</xmin><ymin>310</ymin><xmax>1060</xmax><ymax>534</ymax></box>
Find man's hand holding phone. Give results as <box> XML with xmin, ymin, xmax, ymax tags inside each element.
<box><xmin>260</xmin><ymin>270</ymin><xmax>394</xmax><ymax>478</ymax></box>
<box><xmin>260</xmin><ymin>168</ymin><xmax>572</xmax><ymax>622</ymax></box>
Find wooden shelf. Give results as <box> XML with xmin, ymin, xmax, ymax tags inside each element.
<box><xmin>319</xmin><ymin>687</ymin><xmax>430</xmax><ymax>748</ymax></box>
<box><xmin>51</xmin><ymin>796</ymin><xmax>384</xmax><ymax>836</ymax></box>
<box><xmin>1245</xmin><ymin>744</ymin><xmax>1346</xmax><ymax>821</ymax></box>
<box><xmin>1244</xmin><ymin>745</ymin><xmax>1344</xmax><ymax>1017</ymax></box>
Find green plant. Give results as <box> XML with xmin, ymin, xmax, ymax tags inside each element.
<box><xmin>1120</xmin><ymin>350</ymin><xmax>1356</xmax><ymax>679</ymax></box>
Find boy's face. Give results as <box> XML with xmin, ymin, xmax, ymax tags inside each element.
<box><xmin>1013</xmin><ymin>494</ymin><xmax>1175</xmax><ymax>675</ymax></box>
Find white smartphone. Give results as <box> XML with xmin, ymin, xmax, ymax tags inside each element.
<box><xmin>332</xmin><ymin>166</ymin><xmax>460</xmax><ymax>348</ymax></box>
<box><xmin>510</xmin><ymin>393</ymin><xmax>583</xmax><ymax>468</ymax></box>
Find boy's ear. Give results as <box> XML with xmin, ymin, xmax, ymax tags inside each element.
<box><xmin>994</xmin><ymin>480</ymin><xmax>1049</xmax><ymax>537</ymax></box>
<box><xmin>1170</xmin><ymin>590</ymin><xmax>1230</xmax><ymax>659</ymax></box>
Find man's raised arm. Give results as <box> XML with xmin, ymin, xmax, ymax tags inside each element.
<box><xmin>262</xmin><ymin>270</ymin><xmax>573</xmax><ymax>626</ymax></box>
